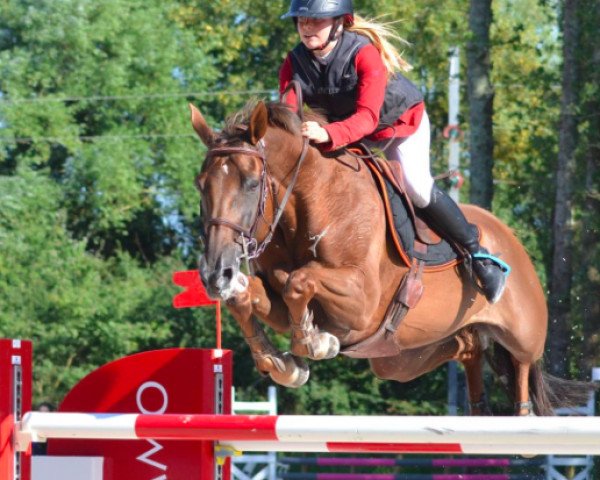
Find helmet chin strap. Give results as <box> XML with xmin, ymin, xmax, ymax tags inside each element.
<box><xmin>308</xmin><ymin>17</ymin><xmax>343</xmax><ymax>53</ymax></box>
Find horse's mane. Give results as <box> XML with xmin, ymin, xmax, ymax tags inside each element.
<box><xmin>222</xmin><ymin>99</ymin><xmax>327</xmax><ymax>140</ymax></box>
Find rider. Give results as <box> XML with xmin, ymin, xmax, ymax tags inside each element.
<box><xmin>279</xmin><ymin>0</ymin><xmax>508</xmax><ymax>303</ymax></box>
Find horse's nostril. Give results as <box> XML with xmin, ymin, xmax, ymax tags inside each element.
<box><xmin>207</xmin><ymin>271</ymin><xmax>219</xmax><ymax>288</ymax></box>
<box><xmin>222</xmin><ymin>266</ymin><xmax>234</xmax><ymax>282</ymax></box>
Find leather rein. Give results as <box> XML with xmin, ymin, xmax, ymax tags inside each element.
<box><xmin>203</xmin><ymin>83</ymin><xmax>309</xmax><ymax>263</ymax></box>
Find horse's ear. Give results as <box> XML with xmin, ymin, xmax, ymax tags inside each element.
<box><xmin>248</xmin><ymin>101</ymin><xmax>268</xmax><ymax>145</ymax></box>
<box><xmin>189</xmin><ymin>103</ymin><xmax>215</xmax><ymax>147</ymax></box>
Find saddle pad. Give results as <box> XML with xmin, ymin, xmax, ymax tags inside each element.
<box><xmin>366</xmin><ymin>162</ymin><xmax>459</xmax><ymax>270</ymax></box>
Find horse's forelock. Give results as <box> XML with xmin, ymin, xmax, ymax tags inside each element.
<box><xmin>221</xmin><ymin>99</ymin><xmax>260</xmax><ymax>140</ymax></box>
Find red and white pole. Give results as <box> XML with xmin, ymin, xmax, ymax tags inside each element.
<box><xmin>17</xmin><ymin>412</ymin><xmax>600</xmax><ymax>456</ymax></box>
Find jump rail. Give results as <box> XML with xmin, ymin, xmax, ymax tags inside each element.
<box><xmin>17</xmin><ymin>411</ymin><xmax>600</xmax><ymax>456</ymax></box>
<box><xmin>2</xmin><ymin>338</ymin><xmax>600</xmax><ymax>480</ymax></box>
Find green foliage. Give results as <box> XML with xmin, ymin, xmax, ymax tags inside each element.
<box><xmin>0</xmin><ymin>0</ymin><xmax>212</xmax><ymax>240</ymax></box>
<box><xmin>0</xmin><ymin>170</ymin><xmax>172</xmax><ymax>401</ymax></box>
<box><xmin>172</xmin><ymin>0</ymin><xmax>295</xmax><ymax>116</ymax></box>
<box><xmin>0</xmin><ymin>0</ymin><xmax>216</xmax><ymax>404</ymax></box>
<box><xmin>489</xmin><ymin>0</ymin><xmax>561</xmax><ymax>283</ymax></box>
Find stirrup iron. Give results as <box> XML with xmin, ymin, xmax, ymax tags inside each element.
<box><xmin>471</xmin><ymin>252</ymin><xmax>511</xmax><ymax>277</ymax></box>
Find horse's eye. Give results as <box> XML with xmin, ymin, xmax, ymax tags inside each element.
<box><xmin>244</xmin><ymin>177</ymin><xmax>260</xmax><ymax>191</ymax></box>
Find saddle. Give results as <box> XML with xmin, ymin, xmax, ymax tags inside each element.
<box><xmin>368</xmin><ymin>157</ymin><xmax>460</xmax><ymax>269</ymax></box>
<box><xmin>339</xmin><ymin>148</ymin><xmax>464</xmax><ymax>359</ymax></box>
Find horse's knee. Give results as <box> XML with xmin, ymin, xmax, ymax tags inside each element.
<box><xmin>370</xmin><ymin>359</ymin><xmax>416</xmax><ymax>383</ymax></box>
<box><xmin>283</xmin><ymin>270</ymin><xmax>315</xmax><ymax>302</ymax></box>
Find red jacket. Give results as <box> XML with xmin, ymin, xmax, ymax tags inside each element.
<box><xmin>279</xmin><ymin>42</ymin><xmax>425</xmax><ymax>151</ymax></box>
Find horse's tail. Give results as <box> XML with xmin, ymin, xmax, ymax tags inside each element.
<box><xmin>485</xmin><ymin>342</ymin><xmax>596</xmax><ymax>416</ymax></box>
<box><xmin>537</xmin><ymin>371</ymin><xmax>596</xmax><ymax>412</ymax></box>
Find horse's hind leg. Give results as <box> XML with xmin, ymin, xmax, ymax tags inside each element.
<box><xmin>511</xmin><ymin>357</ymin><xmax>533</xmax><ymax>415</ymax></box>
<box><xmin>447</xmin><ymin>326</ymin><xmax>490</xmax><ymax>415</ymax></box>
<box><xmin>466</xmin><ymin>350</ymin><xmax>534</xmax><ymax>416</ymax></box>
<box><xmin>372</xmin><ymin>327</ymin><xmax>491</xmax><ymax>415</ymax></box>
<box><xmin>370</xmin><ymin>328</ymin><xmax>482</xmax><ymax>384</ymax></box>
<box><xmin>228</xmin><ymin>275</ymin><xmax>309</xmax><ymax>388</ymax></box>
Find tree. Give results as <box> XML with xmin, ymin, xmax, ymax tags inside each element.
<box><xmin>574</xmin><ymin>0</ymin><xmax>600</xmax><ymax>375</ymax></box>
<box><xmin>467</xmin><ymin>0</ymin><xmax>494</xmax><ymax>209</ymax></box>
<box><xmin>547</xmin><ymin>0</ymin><xmax>580</xmax><ymax>377</ymax></box>
<box><xmin>0</xmin><ymin>0</ymin><xmax>221</xmax><ymax>403</ymax></box>
<box><xmin>490</xmin><ymin>0</ymin><xmax>561</xmax><ymax>287</ymax></box>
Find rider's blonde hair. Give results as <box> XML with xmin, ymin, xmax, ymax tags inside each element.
<box><xmin>347</xmin><ymin>15</ymin><xmax>412</xmax><ymax>74</ymax></box>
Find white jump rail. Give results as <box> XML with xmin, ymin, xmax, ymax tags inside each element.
<box><xmin>4</xmin><ymin>338</ymin><xmax>600</xmax><ymax>480</ymax></box>
<box><xmin>17</xmin><ymin>412</ymin><xmax>600</xmax><ymax>456</ymax></box>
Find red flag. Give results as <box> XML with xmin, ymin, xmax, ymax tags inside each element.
<box><xmin>172</xmin><ymin>270</ymin><xmax>218</xmax><ymax>308</ymax></box>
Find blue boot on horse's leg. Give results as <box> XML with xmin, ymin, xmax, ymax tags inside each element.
<box><xmin>420</xmin><ymin>185</ymin><xmax>508</xmax><ymax>303</ymax></box>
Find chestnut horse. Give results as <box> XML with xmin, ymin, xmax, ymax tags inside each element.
<box><xmin>190</xmin><ymin>100</ymin><xmax>587</xmax><ymax>415</ymax></box>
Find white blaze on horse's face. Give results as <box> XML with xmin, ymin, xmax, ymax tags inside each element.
<box><xmin>198</xmin><ymin>153</ymin><xmax>263</xmax><ymax>301</ymax></box>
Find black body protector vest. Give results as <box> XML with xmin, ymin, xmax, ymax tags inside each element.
<box><xmin>289</xmin><ymin>31</ymin><xmax>424</xmax><ymax>129</ymax></box>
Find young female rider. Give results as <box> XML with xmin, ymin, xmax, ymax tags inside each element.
<box><xmin>279</xmin><ymin>0</ymin><xmax>507</xmax><ymax>303</ymax></box>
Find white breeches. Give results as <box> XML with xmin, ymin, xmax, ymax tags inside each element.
<box><xmin>366</xmin><ymin>111</ymin><xmax>434</xmax><ymax>208</ymax></box>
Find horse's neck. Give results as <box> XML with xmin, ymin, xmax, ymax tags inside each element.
<box><xmin>265</xmin><ymin>130</ymin><xmax>306</xmax><ymax>180</ymax></box>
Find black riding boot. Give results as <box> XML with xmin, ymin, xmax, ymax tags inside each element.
<box><xmin>420</xmin><ymin>185</ymin><xmax>508</xmax><ymax>303</ymax></box>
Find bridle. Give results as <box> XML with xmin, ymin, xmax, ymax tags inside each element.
<box><xmin>200</xmin><ymin>82</ymin><xmax>308</xmax><ymax>267</ymax></box>
<box><xmin>201</xmin><ymin>116</ymin><xmax>309</xmax><ymax>266</ymax></box>
<box><xmin>202</xmin><ymin>141</ymin><xmax>269</xmax><ymax>259</ymax></box>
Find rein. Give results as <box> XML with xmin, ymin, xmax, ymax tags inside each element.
<box><xmin>344</xmin><ymin>123</ymin><xmax>398</xmax><ymax>161</ymax></box>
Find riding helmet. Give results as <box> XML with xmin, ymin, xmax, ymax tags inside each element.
<box><xmin>281</xmin><ymin>0</ymin><xmax>354</xmax><ymax>19</ymax></box>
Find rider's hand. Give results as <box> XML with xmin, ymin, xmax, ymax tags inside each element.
<box><xmin>301</xmin><ymin>121</ymin><xmax>330</xmax><ymax>143</ymax></box>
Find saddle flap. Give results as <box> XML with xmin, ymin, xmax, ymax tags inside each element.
<box><xmin>415</xmin><ymin>217</ymin><xmax>442</xmax><ymax>245</ymax></box>
<box><xmin>368</xmin><ymin>157</ymin><xmax>442</xmax><ymax>246</ymax></box>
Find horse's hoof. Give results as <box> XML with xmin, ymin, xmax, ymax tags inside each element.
<box><xmin>290</xmin><ymin>330</ymin><xmax>340</xmax><ymax>361</ymax></box>
<box><xmin>294</xmin><ymin>332</ymin><xmax>340</xmax><ymax>361</ymax></box>
<box><xmin>314</xmin><ymin>332</ymin><xmax>340</xmax><ymax>360</ymax></box>
<box><xmin>269</xmin><ymin>352</ymin><xmax>310</xmax><ymax>388</ymax></box>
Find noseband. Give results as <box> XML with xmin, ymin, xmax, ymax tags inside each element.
<box><xmin>202</xmin><ymin>136</ymin><xmax>309</xmax><ymax>262</ymax></box>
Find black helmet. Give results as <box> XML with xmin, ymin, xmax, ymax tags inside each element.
<box><xmin>281</xmin><ymin>0</ymin><xmax>353</xmax><ymax>19</ymax></box>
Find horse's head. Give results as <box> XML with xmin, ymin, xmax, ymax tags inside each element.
<box><xmin>190</xmin><ymin>101</ymin><xmax>269</xmax><ymax>301</ymax></box>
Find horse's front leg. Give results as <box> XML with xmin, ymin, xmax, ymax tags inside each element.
<box><xmin>227</xmin><ymin>275</ymin><xmax>309</xmax><ymax>388</ymax></box>
<box><xmin>283</xmin><ymin>264</ymin><xmax>368</xmax><ymax>360</ymax></box>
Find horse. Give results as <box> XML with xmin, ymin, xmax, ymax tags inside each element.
<box><xmin>189</xmin><ymin>99</ymin><xmax>589</xmax><ymax>416</ymax></box>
